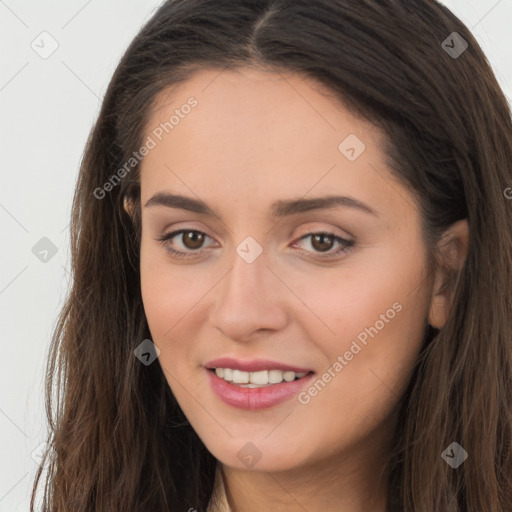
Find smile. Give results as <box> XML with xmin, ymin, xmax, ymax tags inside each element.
<box><xmin>209</xmin><ymin>368</ymin><xmax>310</xmax><ymax>387</ymax></box>
<box><xmin>204</xmin><ymin>357</ymin><xmax>316</xmax><ymax>410</ymax></box>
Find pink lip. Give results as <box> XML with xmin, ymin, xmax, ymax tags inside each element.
<box><xmin>204</xmin><ymin>357</ymin><xmax>313</xmax><ymax>373</ymax></box>
<box><xmin>206</xmin><ymin>368</ymin><xmax>316</xmax><ymax>410</ymax></box>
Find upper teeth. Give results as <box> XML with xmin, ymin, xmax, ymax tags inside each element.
<box><xmin>214</xmin><ymin>368</ymin><xmax>308</xmax><ymax>386</ymax></box>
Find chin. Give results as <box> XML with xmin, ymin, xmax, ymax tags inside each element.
<box><xmin>205</xmin><ymin>435</ymin><xmax>311</xmax><ymax>472</ymax></box>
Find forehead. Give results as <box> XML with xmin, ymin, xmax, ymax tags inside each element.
<box><xmin>144</xmin><ymin>66</ymin><xmax>381</xmax><ymax>157</ymax></box>
<box><xmin>139</xmin><ymin>67</ymin><xmax>414</xmax><ymax>223</ymax></box>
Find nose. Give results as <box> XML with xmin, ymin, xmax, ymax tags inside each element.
<box><xmin>209</xmin><ymin>244</ymin><xmax>288</xmax><ymax>342</ymax></box>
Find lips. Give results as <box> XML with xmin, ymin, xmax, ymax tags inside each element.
<box><xmin>204</xmin><ymin>357</ymin><xmax>316</xmax><ymax>410</ymax></box>
<box><xmin>204</xmin><ymin>357</ymin><xmax>313</xmax><ymax>373</ymax></box>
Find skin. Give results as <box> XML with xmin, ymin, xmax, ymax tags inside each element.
<box><xmin>137</xmin><ymin>67</ymin><xmax>469</xmax><ymax>512</ymax></box>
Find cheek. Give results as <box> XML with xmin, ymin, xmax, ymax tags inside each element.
<box><xmin>141</xmin><ymin>265</ymin><xmax>201</xmax><ymax>336</ymax></box>
<box><xmin>140</xmin><ymin>239</ymin><xmax>201</xmax><ymax>332</ymax></box>
<box><xmin>140</xmin><ymin>244</ymin><xmax>186</xmax><ymax>354</ymax></box>
<box><xmin>288</xmin><ymin>245</ymin><xmax>428</xmax><ymax>348</ymax></box>
<box><xmin>140</xmin><ymin>243</ymin><xmax>221</xmax><ymax>373</ymax></box>
<box><xmin>285</xmin><ymin>253</ymin><xmax>428</xmax><ymax>455</ymax></box>
<box><xmin>289</xmin><ymin>243</ymin><xmax>429</xmax><ymax>406</ymax></box>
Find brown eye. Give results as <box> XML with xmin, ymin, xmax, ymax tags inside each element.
<box><xmin>294</xmin><ymin>231</ymin><xmax>354</xmax><ymax>259</ymax></box>
<box><xmin>310</xmin><ymin>233</ymin><xmax>335</xmax><ymax>252</ymax></box>
<box><xmin>181</xmin><ymin>231</ymin><xmax>205</xmax><ymax>250</ymax></box>
<box><xmin>154</xmin><ymin>229</ymin><xmax>214</xmax><ymax>259</ymax></box>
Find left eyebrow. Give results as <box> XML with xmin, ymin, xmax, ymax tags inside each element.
<box><xmin>144</xmin><ymin>192</ymin><xmax>379</xmax><ymax>218</ymax></box>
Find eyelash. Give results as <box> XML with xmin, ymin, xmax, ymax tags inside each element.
<box><xmin>153</xmin><ymin>229</ymin><xmax>354</xmax><ymax>261</ymax></box>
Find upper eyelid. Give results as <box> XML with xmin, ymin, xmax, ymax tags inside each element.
<box><xmin>159</xmin><ymin>225</ymin><xmax>352</xmax><ymax>239</ymax></box>
<box><xmin>151</xmin><ymin>210</ymin><xmax>358</xmax><ymax>238</ymax></box>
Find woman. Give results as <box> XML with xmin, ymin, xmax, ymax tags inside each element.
<box><xmin>32</xmin><ymin>0</ymin><xmax>512</xmax><ymax>510</ymax></box>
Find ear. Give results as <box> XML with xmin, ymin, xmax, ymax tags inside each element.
<box><xmin>123</xmin><ymin>195</ymin><xmax>135</xmax><ymax>217</ymax></box>
<box><xmin>428</xmin><ymin>219</ymin><xmax>469</xmax><ymax>329</ymax></box>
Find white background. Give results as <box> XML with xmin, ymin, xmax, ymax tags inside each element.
<box><xmin>0</xmin><ymin>1</ymin><xmax>511</xmax><ymax>509</ymax></box>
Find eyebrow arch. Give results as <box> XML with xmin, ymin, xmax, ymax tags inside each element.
<box><xmin>144</xmin><ymin>192</ymin><xmax>379</xmax><ymax>218</ymax></box>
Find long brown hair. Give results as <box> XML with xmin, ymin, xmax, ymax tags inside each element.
<box><xmin>32</xmin><ymin>1</ymin><xmax>512</xmax><ymax>510</ymax></box>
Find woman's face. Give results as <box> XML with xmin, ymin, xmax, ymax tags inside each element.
<box><xmin>139</xmin><ymin>67</ymin><xmax>434</xmax><ymax>472</ymax></box>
